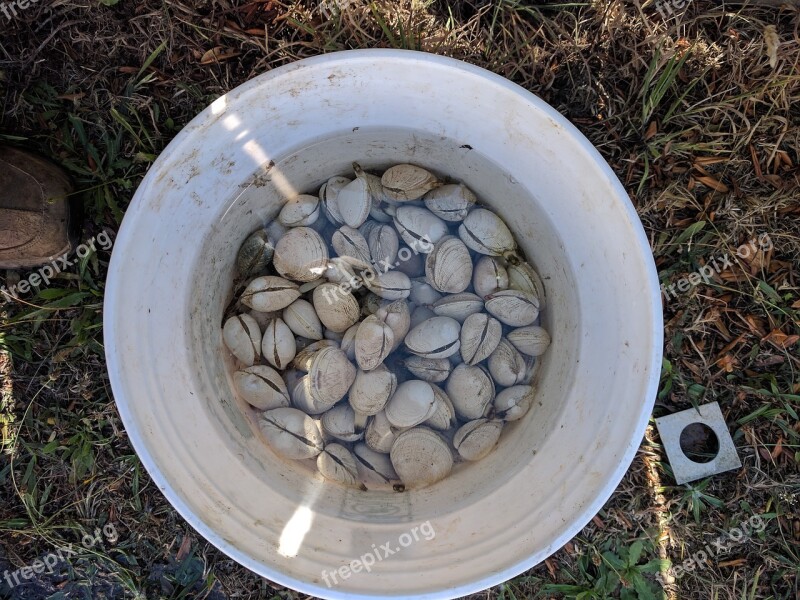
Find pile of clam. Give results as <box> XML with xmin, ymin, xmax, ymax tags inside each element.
<box><xmin>222</xmin><ymin>163</ymin><xmax>551</xmax><ymax>490</ymax></box>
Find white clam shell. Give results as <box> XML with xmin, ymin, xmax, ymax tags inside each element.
<box><xmin>473</xmin><ymin>256</ymin><xmax>509</xmax><ymax>298</ymax></box>
<box><xmin>365</xmin><ymin>410</ymin><xmax>401</xmax><ymax>454</ymax></box>
<box><xmin>458</xmin><ymin>208</ymin><xmax>517</xmax><ymax>257</ymax></box>
<box><xmin>233</xmin><ymin>365</ymin><xmax>290</xmax><ymax>410</ymax></box>
<box><xmin>385</xmin><ymin>380</ymin><xmax>438</xmax><ymax>428</ymax></box>
<box><xmin>424</xmin><ymin>385</ymin><xmax>457</xmax><ymax>431</ymax></box>
<box><xmin>446</xmin><ymin>364</ymin><xmax>495</xmax><ymax>420</ymax></box>
<box><xmin>283</xmin><ymin>299</ymin><xmax>323</xmax><ymax>340</ymax></box>
<box><xmin>259</xmin><ymin>407</ymin><xmax>324</xmax><ymax>460</ymax></box>
<box><xmin>317</xmin><ymin>443</ymin><xmax>363</xmax><ymax>488</ymax></box>
<box><xmin>425</xmin><ymin>236</ymin><xmax>473</xmax><ymax>294</ymax></box>
<box><xmin>488</xmin><ymin>338</ymin><xmax>528</xmax><ymax>386</ymax></box>
<box><xmin>237</xmin><ymin>229</ymin><xmax>274</xmax><ymax>277</ymax></box>
<box><xmin>459</xmin><ymin>312</ymin><xmax>502</xmax><ymax>365</ymax></box>
<box><xmin>381</xmin><ymin>164</ymin><xmax>440</xmax><ymax>201</ymax></box>
<box><xmin>430</xmin><ymin>292</ymin><xmax>484</xmax><ymax>322</ymax></box>
<box><xmin>485</xmin><ymin>290</ymin><xmax>540</xmax><ymax>326</ymax></box>
<box><xmin>321</xmin><ymin>403</ymin><xmax>363</xmax><ymax>442</ymax></box>
<box><xmin>337</xmin><ymin>174</ymin><xmax>372</xmax><ymax>228</ymax></box>
<box><xmin>291</xmin><ymin>339</ymin><xmax>338</xmax><ymax>371</ymax></box>
<box><xmin>354</xmin><ymin>315</ymin><xmax>394</xmax><ymax>371</ymax></box>
<box><xmin>319</xmin><ymin>176</ymin><xmax>350</xmax><ymax>225</ymax></box>
<box><xmin>222</xmin><ymin>313</ymin><xmax>261</xmax><ymax>365</ymax></box>
<box><xmin>390</xmin><ymin>427</ymin><xmax>453</xmax><ymax>488</ymax></box>
<box><xmin>409</xmin><ymin>305</ymin><xmax>436</xmax><ymax>329</ymax></box>
<box><xmin>278</xmin><ymin>194</ymin><xmax>320</xmax><ymax>227</ymax></box>
<box><xmin>308</xmin><ymin>345</ymin><xmax>357</xmax><ymax>406</ymax></box>
<box><xmin>507</xmin><ymin>261</ymin><xmax>547</xmax><ymax>310</ymax></box>
<box><xmin>409</xmin><ymin>279</ymin><xmax>443</xmax><ymax>306</ymax></box>
<box><xmin>403</xmin><ymin>355</ymin><xmax>451</xmax><ymax>383</ymax></box>
<box><xmin>393</xmin><ymin>206</ymin><xmax>447</xmax><ymax>253</ymax></box>
<box><xmin>240</xmin><ymin>276</ymin><xmax>300</xmax><ymax>312</ymax></box>
<box><xmin>273</xmin><ymin>227</ymin><xmax>330</xmax><ymax>282</ymax></box>
<box><xmin>363</xmin><ymin>270</ymin><xmax>411</xmax><ymax>301</ymax></box>
<box><xmin>339</xmin><ymin>323</ymin><xmax>359</xmax><ymax>360</ymax></box>
<box><xmin>349</xmin><ymin>364</ymin><xmax>397</xmax><ymax>416</ymax></box>
<box><xmin>453</xmin><ymin>418</ymin><xmax>503</xmax><ymax>461</ymax></box>
<box><xmin>507</xmin><ymin>325</ymin><xmax>551</xmax><ymax>356</ymax></box>
<box><xmin>354</xmin><ymin>443</ymin><xmax>399</xmax><ymax>486</ymax></box>
<box><xmin>291</xmin><ymin>374</ymin><xmax>334</xmax><ymax>415</ymax></box>
<box><xmin>374</xmin><ymin>299</ymin><xmax>411</xmax><ymax>351</ymax></box>
<box><xmin>261</xmin><ymin>317</ymin><xmax>297</xmax><ymax>370</ymax></box>
<box><xmin>332</xmin><ymin>226</ymin><xmax>372</xmax><ymax>264</ymax></box>
<box><xmin>404</xmin><ymin>316</ymin><xmax>461</xmax><ymax>359</ymax></box>
<box><xmin>494</xmin><ymin>385</ymin><xmax>534</xmax><ymax>421</ymax></box>
<box><xmin>368</xmin><ymin>224</ymin><xmax>399</xmax><ymax>266</ymax></box>
<box><xmin>423</xmin><ymin>183</ymin><xmax>476</xmax><ymax>221</ymax></box>
<box><xmin>312</xmin><ymin>283</ymin><xmax>361</xmax><ymax>333</ymax></box>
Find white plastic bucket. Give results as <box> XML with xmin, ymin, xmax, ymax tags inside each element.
<box><xmin>104</xmin><ymin>49</ymin><xmax>662</xmax><ymax>599</ymax></box>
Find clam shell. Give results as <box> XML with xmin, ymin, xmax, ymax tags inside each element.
<box><xmin>390</xmin><ymin>427</ymin><xmax>453</xmax><ymax>488</ymax></box>
<box><xmin>222</xmin><ymin>314</ymin><xmax>261</xmax><ymax>365</ymax></box>
<box><xmin>459</xmin><ymin>312</ymin><xmax>502</xmax><ymax>365</ymax></box>
<box><xmin>349</xmin><ymin>364</ymin><xmax>397</xmax><ymax>416</ymax></box>
<box><xmin>361</xmin><ymin>292</ymin><xmax>383</xmax><ymax>316</ymax></box>
<box><xmin>337</xmin><ymin>174</ymin><xmax>372</xmax><ymax>228</ymax></box>
<box><xmin>507</xmin><ymin>261</ymin><xmax>547</xmax><ymax>310</ymax></box>
<box><xmin>240</xmin><ymin>276</ymin><xmax>300</xmax><ymax>312</ymax></box>
<box><xmin>507</xmin><ymin>325</ymin><xmax>551</xmax><ymax>356</ymax></box>
<box><xmin>446</xmin><ymin>364</ymin><xmax>495</xmax><ymax>420</ymax></box>
<box><xmin>363</xmin><ymin>270</ymin><xmax>411</xmax><ymax>301</ymax></box>
<box><xmin>332</xmin><ymin>226</ymin><xmax>372</xmax><ymax>264</ymax></box>
<box><xmin>424</xmin><ymin>385</ymin><xmax>457</xmax><ymax>430</ymax></box>
<box><xmin>393</xmin><ymin>206</ymin><xmax>447</xmax><ymax>253</ymax></box>
<box><xmin>259</xmin><ymin>407</ymin><xmax>324</xmax><ymax>460</ymax></box>
<box><xmin>262</xmin><ymin>317</ymin><xmax>297</xmax><ymax>370</ymax></box>
<box><xmin>319</xmin><ymin>176</ymin><xmax>350</xmax><ymax>226</ymax></box>
<box><xmin>321</xmin><ymin>403</ymin><xmax>363</xmax><ymax>442</ymax></box>
<box><xmin>485</xmin><ymin>290</ymin><xmax>540</xmax><ymax>326</ymax></box>
<box><xmin>423</xmin><ymin>183</ymin><xmax>476</xmax><ymax>222</ymax></box>
<box><xmin>308</xmin><ymin>345</ymin><xmax>357</xmax><ymax>406</ymax></box>
<box><xmin>385</xmin><ymin>380</ymin><xmax>438</xmax><ymax>428</ymax></box>
<box><xmin>453</xmin><ymin>418</ymin><xmax>503</xmax><ymax>461</ymax></box>
<box><xmin>233</xmin><ymin>365</ymin><xmax>290</xmax><ymax>410</ymax></box>
<box><xmin>374</xmin><ymin>299</ymin><xmax>411</xmax><ymax>351</ymax></box>
<box><xmin>291</xmin><ymin>374</ymin><xmax>333</xmax><ymax>415</ymax></box>
<box><xmin>458</xmin><ymin>208</ymin><xmax>517</xmax><ymax>257</ymax></box>
<box><xmin>381</xmin><ymin>164</ymin><xmax>440</xmax><ymax>201</ymax></box>
<box><xmin>340</xmin><ymin>323</ymin><xmax>359</xmax><ymax>360</ymax></box>
<box><xmin>425</xmin><ymin>236</ymin><xmax>473</xmax><ymax>294</ymax></box>
<box><xmin>431</xmin><ymin>293</ymin><xmax>484</xmax><ymax>322</ymax></box>
<box><xmin>278</xmin><ymin>194</ymin><xmax>320</xmax><ymax>227</ymax></box>
<box><xmin>403</xmin><ymin>355</ymin><xmax>451</xmax><ymax>383</ymax></box>
<box><xmin>494</xmin><ymin>385</ymin><xmax>534</xmax><ymax>421</ymax></box>
<box><xmin>317</xmin><ymin>443</ymin><xmax>362</xmax><ymax>488</ymax></box>
<box><xmin>409</xmin><ymin>279</ymin><xmax>443</xmax><ymax>306</ymax></box>
<box><xmin>409</xmin><ymin>305</ymin><xmax>437</xmax><ymax>329</ymax></box>
<box><xmin>291</xmin><ymin>339</ymin><xmax>338</xmax><ymax>371</ymax></box>
<box><xmin>283</xmin><ymin>299</ymin><xmax>323</xmax><ymax>340</ymax></box>
<box><xmin>354</xmin><ymin>443</ymin><xmax>399</xmax><ymax>486</ymax></box>
<box><xmin>313</xmin><ymin>284</ymin><xmax>361</xmax><ymax>333</ymax></box>
<box><xmin>237</xmin><ymin>229</ymin><xmax>274</xmax><ymax>277</ymax></box>
<box><xmin>365</xmin><ymin>410</ymin><xmax>401</xmax><ymax>454</ymax></box>
<box><xmin>354</xmin><ymin>315</ymin><xmax>394</xmax><ymax>371</ymax></box>
<box><xmin>404</xmin><ymin>316</ymin><xmax>461</xmax><ymax>359</ymax></box>
<box><xmin>273</xmin><ymin>227</ymin><xmax>330</xmax><ymax>282</ymax></box>
<box><xmin>487</xmin><ymin>338</ymin><xmax>527</xmax><ymax>386</ymax></box>
<box><xmin>368</xmin><ymin>224</ymin><xmax>399</xmax><ymax>266</ymax></box>
<box><xmin>473</xmin><ymin>256</ymin><xmax>509</xmax><ymax>298</ymax></box>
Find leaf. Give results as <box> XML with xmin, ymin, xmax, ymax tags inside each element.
<box><xmin>200</xmin><ymin>47</ymin><xmax>240</xmax><ymax>65</ymax></box>
<box><xmin>99</xmin><ymin>0</ymin><xmax>120</xmax><ymax>5</ymax></box>
<box><xmin>764</xmin><ymin>25</ymin><xmax>779</xmax><ymax>69</ymax></box>
<box><xmin>628</xmin><ymin>540</ymin><xmax>644</xmax><ymax>566</ymax></box>
<box><xmin>674</xmin><ymin>220</ymin><xmax>706</xmax><ymax>245</ymax></box>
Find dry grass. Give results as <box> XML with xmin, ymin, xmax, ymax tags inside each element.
<box><xmin>1</xmin><ymin>0</ymin><xmax>799</xmax><ymax>598</ymax></box>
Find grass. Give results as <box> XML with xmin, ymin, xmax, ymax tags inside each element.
<box><xmin>1</xmin><ymin>0</ymin><xmax>799</xmax><ymax>598</ymax></box>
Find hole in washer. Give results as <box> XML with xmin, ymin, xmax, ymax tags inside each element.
<box><xmin>679</xmin><ymin>422</ymin><xmax>719</xmax><ymax>464</ymax></box>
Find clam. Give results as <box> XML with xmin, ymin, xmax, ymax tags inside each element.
<box><xmin>390</xmin><ymin>427</ymin><xmax>453</xmax><ymax>488</ymax></box>
<box><xmin>459</xmin><ymin>312</ymin><xmax>502</xmax><ymax>365</ymax></box>
<box><xmin>312</xmin><ymin>283</ymin><xmax>361</xmax><ymax>333</ymax></box>
<box><xmin>368</xmin><ymin>224</ymin><xmax>399</xmax><ymax>267</ymax></box>
<box><xmin>353</xmin><ymin>162</ymin><xmax>390</xmax><ymax>205</ymax></box>
<box><xmin>453</xmin><ymin>418</ymin><xmax>503</xmax><ymax>461</ymax></box>
<box><xmin>259</xmin><ymin>407</ymin><xmax>324</xmax><ymax>460</ymax></box>
<box><xmin>222</xmin><ymin>314</ymin><xmax>261</xmax><ymax>365</ymax></box>
<box><xmin>507</xmin><ymin>261</ymin><xmax>547</xmax><ymax>310</ymax></box>
<box><xmin>385</xmin><ymin>380</ymin><xmax>438</xmax><ymax>428</ymax></box>
<box><xmin>317</xmin><ymin>443</ymin><xmax>362</xmax><ymax>488</ymax></box>
<box><xmin>262</xmin><ymin>317</ymin><xmax>297</xmax><ymax>370</ymax></box>
<box><xmin>403</xmin><ymin>355</ymin><xmax>451</xmax><ymax>383</ymax></box>
<box><xmin>291</xmin><ymin>374</ymin><xmax>333</xmax><ymax>415</ymax></box>
<box><xmin>507</xmin><ymin>325</ymin><xmax>551</xmax><ymax>356</ymax></box>
<box><xmin>485</xmin><ymin>290</ymin><xmax>540</xmax><ymax>326</ymax></box>
<box><xmin>354</xmin><ymin>315</ymin><xmax>394</xmax><ymax>371</ymax></box>
<box><xmin>273</xmin><ymin>227</ymin><xmax>329</xmax><ymax>282</ymax></box>
<box><xmin>361</xmin><ymin>292</ymin><xmax>383</xmax><ymax>316</ymax></box>
<box><xmin>319</xmin><ymin>175</ymin><xmax>350</xmax><ymax>226</ymax></box>
<box><xmin>392</xmin><ymin>206</ymin><xmax>447</xmax><ymax>252</ymax></box>
<box><xmin>321</xmin><ymin>403</ymin><xmax>363</xmax><ymax>442</ymax></box>
<box><xmin>430</xmin><ymin>293</ymin><xmax>484</xmax><ymax>322</ymax></box>
<box><xmin>240</xmin><ymin>276</ymin><xmax>300</xmax><ymax>312</ymax></box>
<box><xmin>493</xmin><ymin>385</ymin><xmax>534</xmax><ymax>421</ymax></box>
<box><xmin>409</xmin><ymin>305</ymin><xmax>437</xmax><ymax>329</ymax></box>
<box><xmin>237</xmin><ymin>229</ymin><xmax>274</xmax><ymax>277</ymax></box>
<box><xmin>487</xmin><ymin>338</ymin><xmax>527</xmax><ymax>386</ymax></box>
<box><xmin>381</xmin><ymin>164</ymin><xmax>440</xmax><ymax>201</ymax></box>
<box><xmin>446</xmin><ymin>364</ymin><xmax>495</xmax><ymax>420</ymax></box>
<box><xmin>363</xmin><ymin>270</ymin><xmax>412</xmax><ymax>301</ymax></box>
<box><xmin>340</xmin><ymin>323</ymin><xmax>359</xmax><ymax>360</ymax></box>
<box><xmin>291</xmin><ymin>339</ymin><xmax>338</xmax><ymax>371</ymax></box>
<box><xmin>336</xmin><ymin>169</ymin><xmax>372</xmax><ymax>228</ymax></box>
<box><xmin>374</xmin><ymin>299</ymin><xmax>411</xmax><ymax>351</ymax></box>
<box><xmin>308</xmin><ymin>345</ymin><xmax>357</xmax><ymax>406</ymax></box>
<box><xmin>425</xmin><ymin>236</ymin><xmax>473</xmax><ymax>294</ymax></box>
<box><xmin>349</xmin><ymin>364</ymin><xmax>397</xmax><ymax>416</ymax></box>
<box><xmin>278</xmin><ymin>194</ymin><xmax>320</xmax><ymax>227</ymax></box>
<box><xmin>409</xmin><ymin>280</ymin><xmax>443</xmax><ymax>306</ymax></box>
<box><xmin>424</xmin><ymin>385</ymin><xmax>457</xmax><ymax>430</ymax></box>
<box><xmin>423</xmin><ymin>183</ymin><xmax>476</xmax><ymax>221</ymax></box>
<box><xmin>283</xmin><ymin>299</ymin><xmax>323</xmax><ymax>340</ymax></box>
<box><xmin>332</xmin><ymin>226</ymin><xmax>372</xmax><ymax>264</ymax></box>
<box><xmin>404</xmin><ymin>316</ymin><xmax>461</xmax><ymax>359</ymax></box>
<box><xmin>458</xmin><ymin>208</ymin><xmax>517</xmax><ymax>259</ymax></box>
<box><xmin>473</xmin><ymin>256</ymin><xmax>509</xmax><ymax>298</ymax></box>
<box><xmin>354</xmin><ymin>443</ymin><xmax>399</xmax><ymax>486</ymax></box>
<box><xmin>233</xmin><ymin>365</ymin><xmax>290</xmax><ymax>410</ymax></box>
<box><xmin>365</xmin><ymin>410</ymin><xmax>401</xmax><ymax>454</ymax></box>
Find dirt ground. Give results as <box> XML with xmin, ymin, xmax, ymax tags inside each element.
<box><xmin>1</xmin><ymin>1</ymin><xmax>799</xmax><ymax>599</ymax></box>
